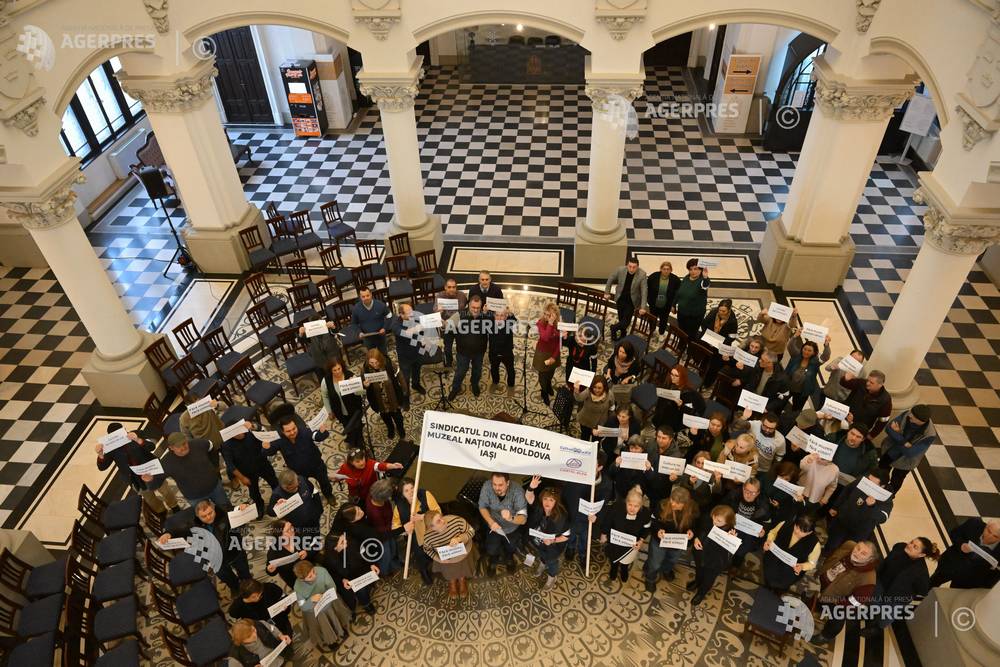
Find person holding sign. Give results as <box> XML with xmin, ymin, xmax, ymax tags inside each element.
<box><xmin>350</xmin><ymin>286</ymin><xmax>390</xmax><ymax>358</ymax></box>
<box><xmin>688</xmin><ymin>505</ymin><xmax>737</xmax><ymax>606</ymax></box>
<box><xmin>674</xmin><ymin>259</ymin><xmax>710</xmax><ymax>340</ymax></box>
<box><xmin>95</xmin><ymin>423</ymin><xmax>179</xmax><ymax>514</ymax></box>
<box><xmin>179</xmin><ymin>391</ymin><xmax>225</xmax><ymax>461</ymax></box>
<box><xmin>643</xmin><ymin>487</ymin><xmax>699</xmax><ymax>592</ymax></box>
<box><xmin>336</xmin><ymin>448</ymin><xmax>403</xmax><ymax>503</ymax></box>
<box><xmin>652</xmin><ymin>365</ymin><xmax>704</xmax><ymax>434</ymax></box>
<box><xmin>755</xmin><ymin>307</ymin><xmax>796</xmax><ymax>359</ymax></box>
<box><xmin>146</xmin><ymin>432</ymin><xmax>230</xmax><ymax>510</ymax></box>
<box><xmin>532</xmin><ymin>303</ymin><xmax>563</xmax><ymax>406</ymax></box>
<box><xmin>362</xmin><ymin>348</ymin><xmax>407</xmax><ymax>443</ymax></box>
<box><xmin>644</xmin><ymin>426</ymin><xmax>683</xmax><ymax>509</ymax></box>
<box><xmin>838</xmin><ymin>370</ymin><xmax>893</xmax><ymax>438</ymax></box>
<box><xmin>826</xmin><ymin>424</ymin><xmax>877</xmax><ymax>495</ymax></box>
<box><xmin>435</xmin><ymin>277</ymin><xmax>467</xmax><ymax>367</ymax></box>
<box><xmin>365</xmin><ymin>479</ymin><xmax>404</xmax><ymax>577</ymax></box>
<box><xmin>298</xmin><ymin>317</ymin><xmax>346</xmax><ymax>382</ymax></box>
<box><xmin>699</xmin><ymin>299</ymin><xmax>738</xmax><ymax>388</ymax></box>
<box><xmin>928</xmin><ymin>519</ymin><xmax>1000</xmax><ymax>590</ymax></box>
<box><xmin>447</xmin><ymin>295</ymin><xmax>490</xmax><ymax>401</ymax></box>
<box><xmin>228</xmin><ymin>618</ymin><xmax>291</xmax><ymax>666</ymax></box>
<box><xmin>564</xmin><ymin>323</ymin><xmax>599</xmax><ymax>380</ymax></box>
<box><xmin>878</xmin><ymin>404</ymin><xmax>935</xmax><ymax>492</ymax></box>
<box><xmin>421</xmin><ymin>511</ymin><xmax>477</xmax><ymax>598</ymax></box>
<box><xmin>721</xmin><ymin>478</ymin><xmax>771</xmax><ymax>568</ymax></box>
<box><xmin>323</xmin><ymin>358</ymin><xmax>364</xmax><ymax>451</ymax></box>
<box><xmin>292</xmin><ymin>561</ymin><xmax>353</xmax><ymax>652</ymax></box>
<box><xmin>391</xmin><ymin>303</ymin><xmax>427</xmax><ymax>396</ymax></box>
<box><xmin>267</xmin><ymin>471</ymin><xmax>324</xmax><ymax>534</ymax></box>
<box><xmin>731</xmin><ymin>409</ymin><xmax>785</xmax><ymax>478</ymax></box>
<box><xmin>561</xmin><ymin>451</ymin><xmax>613</xmax><ymax>567</ymax></box>
<box><xmin>817</xmin><ymin>349</ymin><xmax>865</xmax><ymax>407</ymax></box>
<box><xmin>265</xmin><ymin>414</ymin><xmax>334</xmax><ymax>500</ymax></box>
<box><xmin>812</xmin><ymin>540</ymin><xmax>878</xmax><ymax>645</ymax></box>
<box><xmin>612</xmin><ymin>436</ymin><xmax>652</xmax><ymax>499</ymax></box>
<box><xmin>860</xmin><ymin>537</ymin><xmax>940</xmax><ymax>636</ymax></box>
<box><xmin>221</xmin><ymin>418</ymin><xmax>278</xmax><ymax>519</ymax></box>
<box><xmin>646</xmin><ymin>261</ymin><xmax>680</xmax><ymax>335</ymax></box>
<box><xmin>716</xmin><ymin>434</ymin><xmax>759</xmax><ymax>492</ymax></box>
<box><xmin>489</xmin><ymin>308</ymin><xmax>518</xmax><ymax>397</ymax></box>
<box><xmin>230</xmin><ymin>579</ymin><xmax>294</xmax><ymax>636</ymax></box>
<box><xmin>604</xmin><ymin>256</ymin><xmax>647</xmax><ymax>342</ymax></box>
<box><xmin>323</xmin><ymin>527</ymin><xmax>380</xmax><ymax>615</ymax></box>
<box><xmin>797</xmin><ymin>454</ymin><xmax>840</xmax><ymax>516</ymax></box>
<box><xmin>479</xmin><ymin>472</ymin><xmax>528</xmax><ymax>577</ymax></box>
<box><xmin>762</xmin><ymin>516</ymin><xmax>820</xmax><ymax>593</ymax></box>
<box><xmin>160</xmin><ymin>499</ymin><xmax>251</xmax><ymax>594</ymax></box>
<box><xmin>599</xmin><ymin>405</ymin><xmax>641</xmax><ymax>460</ymax></box>
<box><xmin>524</xmin><ymin>482</ymin><xmax>571</xmax><ymax>590</ymax></box>
<box><xmin>675</xmin><ymin>451</ymin><xmax>720</xmax><ymax>512</ymax></box>
<box><xmin>725</xmin><ymin>336</ymin><xmax>765</xmax><ymax>389</ymax></box>
<box><xmin>765</xmin><ymin>462</ymin><xmax>808</xmax><ymax>526</ymax></box>
<box><xmin>783</xmin><ymin>337</ymin><xmax>830</xmax><ymax>411</ymax></box>
<box><xmin>468</xmin><ymin>270</ymin><xmax>504</xmax><ymax>303</ymax></box>
<box><xmin>266</xmin><ymin>520</ymin><xmax>315</xmax><ymax>589</ymax></box>
<box><xmin>677</xmin><ymin>412</ymin><xmax>730</xmax><ymax>464</ymax></box>
<box><xmin>599</xmin><ymin>489</ymin><xmax>651</xmax><ymax>584</ymax></box>
<box><xmin>824</xmin><ymin>469</ymin><xmax>893</xmax><ymax>555</ymax></box>
<box><xmin>572</xmin><ymin>376</ymin><xmax>612</xmax><ymax>442</ymax></box>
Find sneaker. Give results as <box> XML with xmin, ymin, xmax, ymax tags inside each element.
<box><xmin>364</xmin><ymin>603</ymin><xmax>377</xmax><ymax>615</ymax></box>
<box><xmin>542</xmin><ymin>575</ymin><xmax>556</xmax><ymax>591</ymax></box>
<box><xmin>690</xmin><ymin>593</ymin><xmax>705</xmax><ymax>607</ymax></box>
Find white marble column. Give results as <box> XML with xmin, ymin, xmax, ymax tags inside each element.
<box><xmin>574</xmin><ymin>66</ymin><xmax>645</xmax><ymax>279</ymax></box>
<box><xmin>358</xmin><ymin>58</ymin><xmax>442</xmax><ymax>257</ymax></box>
<box><xmin>0</xmin><ymin>160</ymin><xmax>165</xmax><ymax>408</ymax></box>
<box><xmin>760</xmin><ymin>59</ymin><xmax>917</xmax><ymax>292</ymax></box>
<box><xmin>866</xmin><ymin>173</ymin><xmax>1000</xmax><ymax>409</ymax></box>
<box><xmin>117</xmin><ymin>59</ymin><xmax>261</xmax><ymax>274</ymax></box>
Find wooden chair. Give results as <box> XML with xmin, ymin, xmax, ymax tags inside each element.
<box><xmin>320</xmin><ymin>200</ymin><xmax>356</xmax><ymax>247</ymax></box>
<box><xmin>171</xmin><ymin>318</ymin><xmax>212</xmax><ymax>372</ymax></box>
<box><xmin>275</xmin><ymin>328</ymin><xmax>318</xmax><ymax>396</ymax></box>
<box><xmin>237</xmin><ymin>225</ymin><xmax>277</xmax><ymax>273</ymax></box>
<box><xmin>385</xmin><ymin>254</ymin><xmax>415</xmax><ymax>304</ymax></box>
<box><xmin>287</xmin><ymin>282</ymin><xmax>321</xmax><ymax>327</ymax></box>
<box><xmin>685</xmin><ymin>340</ymin><xmax>715</xmax><ymax>378</ymax></box>
<box><xmin>143</xmin><ymin>337</ymin><xmax>181</xmax><ymax>394</ymax></box>
<box><xmin>160</xmin><ymin>617</ymin><xmax>231</xmax><ymax>666</ymax></box>
<box><xmin>414</xmin><ymin>249</ymin><xmax>445</xmax><ymax>290</ymax></box>
<box><xmin>387</xmin><ymin>232</ymin><xmax>419</xmax><ymax>273</ymax></box>
<box><xmin>245</xmin><ymin>272</ymin><xmax>290</xmax><ymax>324</ymax></box>
<box><xmin>226</xmin><ymin>356</ymin><xmax>285</xmax><ymax>418</ymax></box>
<box><xmin>265</xmin><ymin>215</ymin><xmax>301</xmax><ymax>264</ymax></box>
<box><xmin>556</xmin><ymin>282</ymin><xmax>579</xmax><ymax>323</ymax></box>
<box><xmin>287</xmin><ymin>209</ymin><xmax>324</xmax><ymax>255</ymax></box>
<box><xmin>246</xmin><ymin>301</ymin><xmax>285</xmax><ymax>365</ymax></box>
<box><xmin>356</xmin><ymin>239</ymin><xmax>388</xmax><ymax>284</ymax></box>
<box><xmin>170</xmin><ymin>354</ymin><xmax>222</xmax><ymax>404</ymax></box>
<box><xmin>319</xmin><ymin>243</ymin><xmax>354</xmax><ymax>290</ymax></box>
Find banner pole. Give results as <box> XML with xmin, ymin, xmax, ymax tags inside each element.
<box><xmin>585</xmin><ymin>479</ymin><xmax>595</xmax><ymax>578</ymax></box>
<box><xmin>402</xmin><ymin>438</ymin><xmax>424</xmax><ymax>581</ymax></box>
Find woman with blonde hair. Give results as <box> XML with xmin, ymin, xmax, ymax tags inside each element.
<box><xmin>533</xmin><ymin>302</ymin><xmax>563</xmax><ymax>405</ymax></box>
<box><xmin>643</xmin><ymin>486</ymin><xmax>699</xmax><ymax>592</ymax></box>
<box><xmin>363</xmin><ymin>348</ymin><xmax>407</xmax><ymax>443</ymax></box>
<box><xmin>422</xmin><ymin>510</ymin><xmax>477</xmax><ymax>598</ymax></box>
<box><xmin>228</xmin><ymin>618</ymin><xmax>290</xmax><ymax>666</ymax></box>
<box><xmin>599</xmin><ymin>488</ymin><xmax>651</xmax><ymax>584</ymax></box>
<box><xmin>292</xmin><ymin>560</ymin><xmax>353</xmax><ymax>652</ymax></box>
<box><xmin>717</xmin><ymin>433</ymin><xmax>759</xmax><ymax>492</ymax></box>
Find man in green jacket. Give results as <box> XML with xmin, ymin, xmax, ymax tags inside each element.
<box><xmin>674</xmin><ymin>258</ymin><xmax>711</xmax><ymax>338</ymax></box>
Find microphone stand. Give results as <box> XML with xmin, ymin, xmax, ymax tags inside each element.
<box><xmin>431</xmin><ymin>368</ymin><xmax>453</xmax><ymax>412</ymax></box>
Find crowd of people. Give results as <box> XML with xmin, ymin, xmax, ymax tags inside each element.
<box><xmin>90</xmin><ymin>261</ymin><xmax>998</xmax><ymax>661</ymax></box>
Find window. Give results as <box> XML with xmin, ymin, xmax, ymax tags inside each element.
<box><xmin>59</xmin><ymin>58</ymin><xmax>145</xmax><ymax>163</ymax></box>
<box><xmin>778</xmin><ymin>44</ymin><xmax>827</xmax><ymax>110</ymax></box>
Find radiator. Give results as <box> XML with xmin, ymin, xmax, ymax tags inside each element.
<box><xmin>108</xmin><ymin>126</ymin><xmax>148</xmax><ymax>179</ymax></box>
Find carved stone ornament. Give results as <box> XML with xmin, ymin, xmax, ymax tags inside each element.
<box><xmin>142</xmin><ymin>0</ymin><xmax>169</xmax><ymax>35</ymax></box>
<box><xmin>813</xmin><ymin>60</ymin><xmax>915</xmax><ymax>122</ymax></box>
<box><xmin>1</xmin><ymin>94</ymin><xmax>46</xmax><ymax>136</ymax></box>
<box><xmin>595</xmin><ymin>1</ymin><xmax>646</xmax><ymax>40</ymax></box>
<box><xmin>352</xmin><ymin>0</ymin><xmax>401</xmax><ymax>41</ymax></box>
<box><xmin>913</xmin><ymin>186</ymin><xmax>1000</xmax><ymax>255</ymax></box>
<box><xmin>955</xmin><ymin>104</ymin><xmax>993</xmax><ymax>150</ymax></box>
<box><xmin>359</xmin><ymin>64</ymin><xmax>423</xmax><ymax>112</ymax></box>
<box><xmin>118</xmin><ymin>63</ymin><xmax>218</xmax><ymax>113</ymax></box>
<box><xmin>0</xmin><ymin>169</ymin><xmax>86</xmax><ymax>231</ymax></box>
<box><xmin>585</xmin><ymin>83</ymin><xmax>644</xmax><ymax>113</ymax></box>
<box><xmin>856</xmin><ymin>0</ymin><xmax>883</xmax><ymax>33</ymax></box>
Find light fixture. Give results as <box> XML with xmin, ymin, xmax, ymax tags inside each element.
<box><xmin>516</xmin><ymin>24</ymin><xmax>524</xmax><ymax>32</ymax></box>
<box><xmin>708</xmin><ymin>23</ymin><xmax>716</xmax><ymax>31</ymax></box>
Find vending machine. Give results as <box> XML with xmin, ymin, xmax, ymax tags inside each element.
<box><xmin>279</xmin><ymin>59</ymin><xmax>329</xmax><ymax>137</ymax></box>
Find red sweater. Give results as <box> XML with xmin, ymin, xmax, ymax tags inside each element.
<box><xmin>337</xmin><ymin>459</ymin><xmax>389</xmax><ymax>501</ymax></box>
<box><xmin>365</xmin><ymin>497</ymin><xmax>394</xmax><ymax>534</ymax></box>
<box><xmin>536</xmin><ymin>320</ymin><xmax>561</xmax><ymax>359</ymax></box>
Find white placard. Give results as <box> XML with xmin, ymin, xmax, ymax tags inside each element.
<box><xmin>772</xmin><ymin>477</ymin><xmax>805</xmax><ymax>498</ymax></box>
<box><xmin>701</xmin><ymin>329</ymin><xmax>725</xmax><ymax>349</ymax></box>
<box><xmin>767</xmin><ymin>302</ymin><xmax>793</xmax><ymax>322</ymax></box>
<box><xmin>252</xmin><ymin>430</ymin><xmax>279</xmax><ymax>442</ymax></box>
<box><xmin>900</xmin><ymin>94</ymin><xmax>936</xmax><ymax>136</ymax></box>
<box><xmin>528</xmin><ymin>528</ymin><xmax>556</xmax><ymax>541</ymax></box>
<box><xmin>98</xmin><ymin>428</ymin><xmax>130</xmax><ymax>453</ymax></box>
<box><xmin>735</xmin><ymin>514</ymin><xmax>764</xmax><ymax>536</ymax></box>
<box><xmin>436</xmin><ymin>542</ymin><xmax>468</xmax><ymax>560</ymax></box>
<box><xmin>806</xmin><ymin>434</ymin><xmax>838</xmax><ymax>461</ymax></box>
<box><xmin>268</xmin><ymin>592</ymin><xmax>297</xmax><ymax>618</ymax></box>
<box><xmin>702</xmin><ymin>460</ymin><xmax>728</xmax><ymax>474</ymax></box>
<box><xmin>660</xmin><ymin>533</ymin><xmax>689</xmax><ymax>550</ymax></box>
<box><xmin>157</xmin><ymin>537</ymin><xmax>190</xmax><ymax>550</ymax></box>
<box><xmin>349</xmin><ymin>570</ymin><xmax>379</xmax><ymax>592</ymax></box>
<box><xmin>337</xmin><ymin>377</ymin><xmax>364</xmax><ymax>395</ymax></box>
<box><xmin>769</xmin><ymin>543</ymin><xmax>799</xmax><ymax>568</ymax></box>
<box><xmin>486</xmin><ymin>297</ymin><xmax>507</xmax><ymax>313</ymax></box>
<box><xmin>820</xmin><ymin>398</ymin><xmax>850</xmax><ymax>421</ymax></box>
<box><xmin>578</xmin><ymin>498</ymin><xmax>605</xmax><ymax>516</ymax></box>
<box><xmin>314</xmin><ymin>588</ymin><xmax>339</xmax><ymax>616</ymax></box>
<box><xmin>220</xmin><ymin>421</ymin><xmax>249</xmax><ymax>441</ymax></box>
<box><xmin>657</xmin><ymin>456</ymin><xmax>686</xmax><ymax>476</ymax></box>
<box><xmin>737</xmin><ymin>389</ymin><xmax>769</xmax><ymax>413</ymax></box>
<box><xmin>273</xmin><ymin>493</ymin><xmax>304</xmax><ymax>518</ymax></box>
<box><xmin>725</xmin><ymin>461</ymin><xmax>751</xmax><ymax>482</ymax></box>
<box><xmin>419</xmin><ymin>312</ymin><xmax>442</xmax><ymax>328</ymax></box>
<box><xmin>966</xmin><ymin>542</ymin><xmax>1000</xmax><ymax>569</ymax></box>
<box><xmin>656</xmin><ymin>388</ymin><xmax>681</xmax><ymax>401</ymax></box>
<box><xmin>708</xmin><ymin>526</ymin><xmax>742</xmax><ymax>554</ymax></box>
<box><xmin>696</xmin><ymin>257</ymin><xmax>721</xmax><ymax>268</ymax></box>
<box><xmin>557</xmin><ymin>321</ymin><xmax>579</xmax><ymax>332</ymax></box>
<box><xmin>786</xmin><ymin>426</ymin><xmax>809</xmax><ymax>449</ymax></box>
<box><xmin>568</xmin><ymin>367</ymin><xmax>596</xmax><ymax>386</ymax></box>
<box><xmin>682</xmin><ymin>414</ymin><xmax>710</xmax><ymax>430</ymax></box>
<box><xmin>228</xmin><ymin>504</ymin><xmax>259</xmax><ymax>528</ymax></box>
<box><xmin>523</xmin><ymin>553</ymin><xmax>536</xmax><ymax>567</ymax></box>
<box><xmin>718</xmin><ymin>343</ymin><xmax>735</xmax><ymax>357</ymax></box>
<box><xmin>733</xmin><ymin>347</ymin><xmax>758</xmax><ymax>367</ymax></box>
<box><xmin>306</xmin><ymin>408</ymin><xmax>328</xmax><ymax>432</ymax></box>
<box><xmin>594</xmin><ymin>425</ymin><xmax>619</xmax><ymax>438</ymax></box>
<box><xmin>619</xmin><ymin>452</ymin><xmax>648</xmax><ymax>470</ymax></box>
<box><xmin>609</xmin><ymin>529</ymin><xmax>637</xmax><ymax>548</ymax></box>
<box><xmin>129</xmin><ymin>459</ymin><xmax>163</xmax><ymax>476</ymax></box>
<box><xmin>186</xmin><ymin>396</ymin><xmax>214</xmax><ymax>418</ymax></box>
<box><xmin>268</xmin><ymin>551</ymin><xmax>302</xmax><ymax>568</ymax></box>
<box><xmin>303</xmin><ymin>320</ymin><xmax>329</xmax><ymax>338</ymax></box>
<box><xmin>436</xmin><ymin>297</ymin><xmax>459</xmax><ymax>311</ymax></box>
<box><xmin>259</xmin><ymin>638</ymin><xmax>290</xmax><ymax>667</ymax></box>
<box><xmin>363</xmin><ymin>370</ymin><xmax>389</xmax><ymax>384</ymax></box>
<box><xmin>838</xmin><ymin>355</ymin><xmax>864</xmax><ymax>376</ymax></box>
<box><xmin>685</xmin><ymin>464</ymin><xmax>713</xmax><ymax>483</ymax></box>
<box><xmin>856</xmin><ymin>476</ymin><xmax>893</xmax><ymax>502</ymax></box>
<box><xmin>801</xmin><ymin>322</ymin><xmax>829</xmax><ymax>345</ymax></box>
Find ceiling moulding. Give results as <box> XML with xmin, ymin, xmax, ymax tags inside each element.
<box><xmin>855</xmin><ymin>0</ymin><xmax>882</xmax><ymax>33</ymax></box>
<box><xmin>352</xmin><ymin>0</ymin><xmax>401</xmax><ymax>41</ymax></box>
<box><xmin>595</xmin><ymin>1</ymin><xmax>646</xmax><ymax>41</ymax></box>
<box><xmin>142</xmin><ymin>0</ymin><xmax>169</xmax><ymax>35</ymax></box>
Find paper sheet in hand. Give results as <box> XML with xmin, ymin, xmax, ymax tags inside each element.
<box><xmin>685</xmin><ymin>464</ymin><xmax>713</xmax><ymax>482</ymax></box>
<box><xmin>696</xmin><ymin>257</ymin><xmax>720</xmax><ymax>268</ymax></box>
<box><xmin>557</xmin><ymin>321</ymin><xmax>579</xmax><ymax>332</ymax></box>
<box><xmin>436</xmin><ymin>543</ymin><xmax>468</xmax><ymax>560</ymax></box>
<box><xmin>801</xmin><ymin>322</ymin><xmax>829</xmax><ymax>345</ymax></box>
<box><xmin>682</xmin><ymin>413</ymin><xmax>710</xmax><ymax>429</ymax></box>
<box><xmin>856</xmin><ymin>476</ymin><xmax>892</xmax><ymax>501</ymax></box>
<box><xmin>268</xmin><ymin>592</ymin><xmax>297</xmax><ymax>618</ymax></box>
<box><xmin>786</xmin><ymin>426</ymin><xmax>808</xmax><ymax>449</ymax></box>
<box><xmin>737</xmin><ymin>389</ymin><xmax>768</xmax><ymax>413</ymax></box>
<box><xmin>259</xmin><ymin>638</ymin><xmax>290</xmax><ymax>667</ymax></box>
<box><xmin>186</xmin><ymin>396</ymin><xmax>214</xmax><ymax>417</ymax></box>
<box><xmin>219</xmin><ymin>421</ymin><xmax>248</xmax><ymax>441</ymax></box>
<box><xmin>349</xmin><ymin>570</ymin><xmax>379</xmax><ymax>592</ymax></box>
<box><xmin>337</xmin><ymin>377</ymin><xmax>363</xmax><ymax>395</ymax></box>
<box><xmin>436</xmin><ymin>297</ymin><xmax>459</xmax><ymax>311</ymax></box>
<box><xmin>568</xmin><ymin>367</ymin><xmax>595</xmax><ymax>386</ymax></box>
<box><xmin>306</xmin><ymin>408</ymin><xmax>328</xmax><ymax>431</ymax></box>
<box><xmin>658</xmin><ymin>456</ymin><xmax>686</xmax><ymax>475</ymax></box>
<box><xmin>772</xmin><ymin>477</ymin><xmax>804</xmax><ymax>498</ymax></box>
<box><xmin>967</xmin><ymin>542</ymin><xmax>999</xmax><ymax>569</ymax></box>
<box><xmin>485</xmin><ymin>297</ymin><xmax>507</xmax><ymax>313</ymax></box>
<box><xmin>708</xmin><ymin>526</ymin><xmax>742</xmax><ymax>554</ymax></box>
<box><xmin>252</xmin><ymin>430</ymin><xmax>279</xmax><ymax>442</ymax></box>
<box><xmin>594</xmin><ymin>425</ymin><xmax>619</xmax><ymax>437</ymax></box>
<box><xmin>701</xmin><ymin>460</ymin><xmax>728</xmax><ymax>474</ymax></box>
<box><xmin>578</xmin><ymin>498</ymin><xmax>605</xmax><ymax>516</ymax></box>
<box><xmin>314</xmin><ymin>588</ymin><xmax>338</xmax><ymax>616</ymax></box>
<box><xmin>528</xmin><ymin>528</ymin><xmax>556</xmax><ymax>541</ymax></box>
<box><xmin>273</xmin><ymin>493</ymin><xmax>304</xmax><ymax>518</ymax></box>
<box><xmin>767</xmin><ymin>302</ymin><xmax>793</xmax><ymax>322</ymax></box>
<box><xmin>363</xmin><ymin>370</ymin><xmax>389</xmax><ymax>384</ymax></box>
<box><xmin>420</xmin><ymin>312</ymin><xmax>442</xmax><ymax>328</ymax></box>
<box><xmin>619</xmin><ymin>452</ymin><xmax>648</xmax><ymax>470</ymax></box>
<box><xmin>733</xmin><ymin>347</ymin><xmax>758</xmax><ymax>367</ymax></box>
<box><xmin>806</xmin><ymin>434</ymin><xmax>838</xmax><ymax>461</ymax></box>
<box><xmin>769</xmin><ymin>543</ymin><xmax>799</xmax><ymax>568</ymax></box>
<box><xmin>523</xmin><ymin>553</ymin><xmax>536</xmax><ymax>567</ymax></box>
<box><xmin>660</xmin><ymin>533</ymin><xmax>689</xmax><ymax>549</ymax></box>
<box><xmin>609</xmin><ymin>529</ymin><xmax>637</xmax><ymax>548</ymax></box>
<box><xmin>700</xmin><ymin>329</ymin><xmax>724</xmax><ymax>349</ymax></box>
<box><xmin>99</xmin><ymin>428</ymin><xmax>130</xmax><ymax>453</ymax></box>
<box><xmin>157</xmin><ymin>538</ymin><xmax>190</xmax><ymax>550</ymax></box>
<box><xmin>129</xmin><ymin>459</ymin><xmax>163</xmax><ymax>476</ymax></box>
<box><xmin>838</xmin><ymin>355</ymin><xmax>863</xmax><ymax>375</ymax></box>
<box><xmin>718</xmin><ymin>343</ymin><xmax>735</xmax><ymax>357</ymax></box>
<box><xmin>735</xmin><ymin>514</ymin><xmax>764</xmax><ymax>536</ymax></box>
<box><xmin>820</xmin><ymin>398</ymin><xmax>850</xmax><ymax>421</ymax></box>
<box><xmin>303</xmin><ymin>320</ymin><xmax>328</xmax><ymax>338</ymax></box>
<box><xmin>724</xmin><ymin>461</ymin><xmax>751</xmax><ymax>482</ymax></box>
<box><xmin>228</xmin><ymin>504</ymin><xmax>259</xmax><ymax>528</ymax></box>
<box><xmin>656</xmin><ymin>388</ymin><xmax>681</xmax><ymax>401</ymax></box>
<box><xmin>268</xmin><ymin>551</ymin><xmax>301</xmax><ymax>568</ymax></box>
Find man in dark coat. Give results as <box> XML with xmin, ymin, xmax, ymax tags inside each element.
<box><xmin>824</xmin><ymin>469</ymin><xmax>894</xmax><ymax>554</ymax></box>
<box><xmin>263</xmin><ymin>414</ymin><xmax>333</xmax><ymax>499</ymax></box>
<box><xmin>221</xmin><ymin>419</ymin><xmax>278</xmax><ymax>518</ymax></box>
<box><xmin>95</xmin><ymin>423</ymin><xmax>178</xmax><ymax>513</ymax></box>
<box><xmin>646</xmin><ymin>261</ymin><xmax>680</xmax><ymax>335</ymax></box>
<box><xmin>929</xmin><ymin>519</ymin><xmax>1000</xmax><ymax>589</ymax></box>
<box><xmin>160</xmin><ymin>499</ymin><xmax>251</xmax><ymax>594</ymax></box>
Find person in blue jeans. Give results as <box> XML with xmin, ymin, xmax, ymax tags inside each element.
<box><xmin>525</xmin><ymin>478</ymin><xmax>571</xmax><ymax>590</ymax></box>
<box><xmin>644</xmin><ymin>486</ymin><xmax>700</xmax><ymax>592</ymax></box>
<box><xmin>562</xmin><ymin>451</ymin><xmax>613</xmax><ymax>567</ymax></box>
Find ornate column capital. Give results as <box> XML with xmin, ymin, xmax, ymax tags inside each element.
<box><xmin>358</xmin><ymin>58</ymin><xmax>423</xmax><ymax>112</ymax></box>
<box><xmin>585</xmin><ymin>61</ymin><xmax>645</xmax><ymax>114</ymax></box>
<box><xmin>812</xmin><ymin>58</ymin><xmax>917</xmax><ymax>122</ymax></box>
<box><xmin>116</xmin><ymin>58</ymin><xmax>217</xmax><ymax>113</ymax></box>
<box><xmin>913</xmin><ymin>175</ymin><xmax>1000</xmax><ymax>255</ymax></box>
<box><xmin>142</xmin><ymin>0</ymin><xmax>170</xmax><ymax>34</ymax></box>
<box><xmin>856</xmin><ymin>0</ymin><xmax>883</xmax><ymax>33</ymax></box>
<box><xmin>0</xmin><ymin>159</ymin><xmax>85</xmax><ymax>230</ymax></box>
<box><xmin>352</xmin><ymin>1</ymin><xmax>401</xmax><ymax>41</ymax></box>
<box><xmin>1</xmin><ymin>93</ymin><xmax>46</xmax><ymax>137</ymax></box>
<box><xmin>595</xmin><ymin>1</ymin><xmax>647</xmax><ymax>41</ymax></box>
<box><xmin>955</xmin><ymin>99</ymin><xmax>997</xmax><ymax>150</ymax></box>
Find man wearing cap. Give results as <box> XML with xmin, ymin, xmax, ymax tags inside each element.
<box><xmin>221</xmin><ymin>420</ymin><xmax>278</xmax><ymax>518</ymax></box>
<box><xmin>878</xmin><ymin>404</ymin><xmax>935</xmax><ymax>492</ymax></box>
<box><xmin>95</xmin><ymin>423</ymin><xmax>179</xmax><ymax>513</ymax></box>
<box><xmin>604</xmin><ymin>257</ymin><xmax>648</xmax><ymax>342</ymax></box>
<box><xmin>145</xmin><ymin>432</ymin><xmax>230</xmax><ymax>509</ymax></box>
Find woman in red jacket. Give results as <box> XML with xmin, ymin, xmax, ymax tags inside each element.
<box><xmin>336</xmin><ymin>448</ymin><xmax>403</xmax><ymax>502</ymax></box>
<box><xmin>532</xmin><ymin>302</ymin><xmax>564</xmax><ymax>406</ymax></box>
